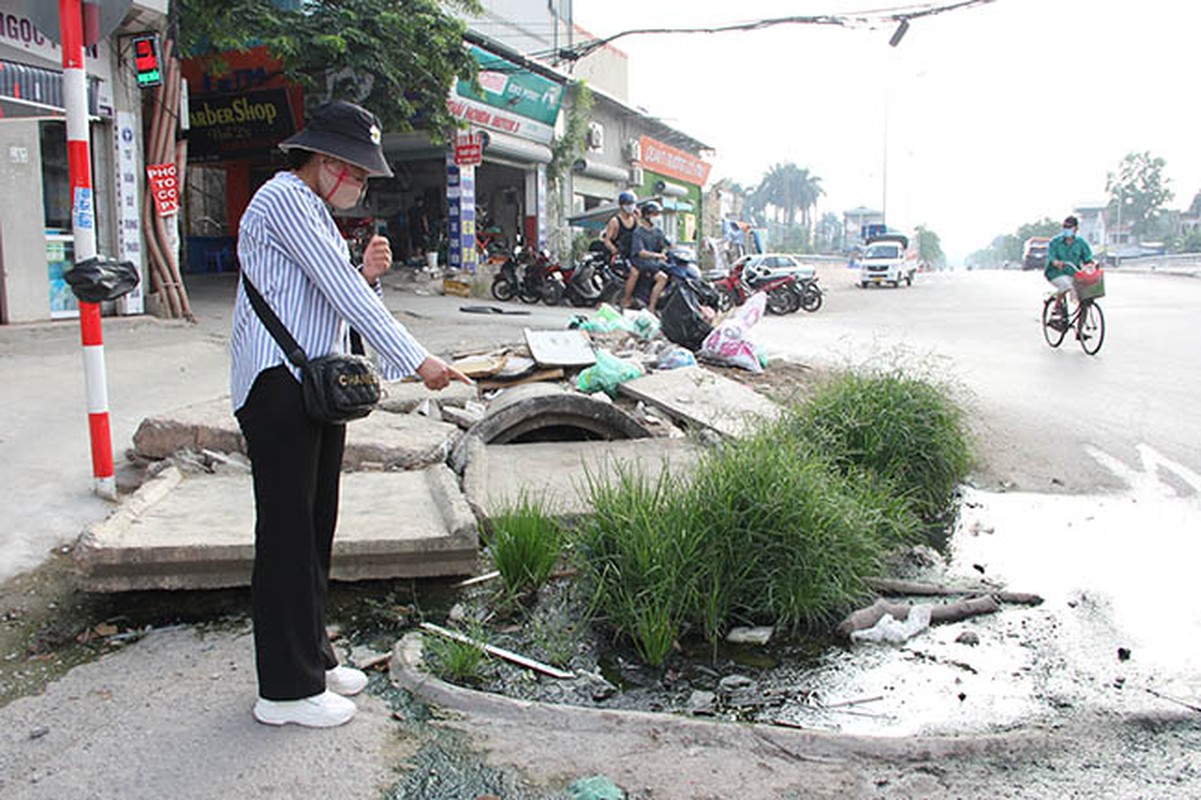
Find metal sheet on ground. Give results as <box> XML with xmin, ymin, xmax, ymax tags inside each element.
<box><xmin>523</xmin><ymin>328</ymin><xmax>597</xmax><ymax>367</ymax></box>
<box><xmin>618</xmin><ymin>366</ymin><xmax>781</xmax><ymax>438</ymax></box>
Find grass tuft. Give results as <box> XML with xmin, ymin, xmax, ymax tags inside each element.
<box><xmin>572</xmin><ymin>370</ymin><xmax>971</xmax><ymax>665</ymax></box>
<box><xmin>484</xmin><ymin>495</ymin><xmax>564</xmax><ymax>598</ymax></box>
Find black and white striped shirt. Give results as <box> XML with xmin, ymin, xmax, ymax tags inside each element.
<box><xmin>230</xmin><ymin>171</ymin><xmax>428</xmax><ymax>411</ymax></box>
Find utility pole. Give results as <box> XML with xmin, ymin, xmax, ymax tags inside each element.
<box><xmin>60</xmin><ymin>0</ymin><xmax>116</xmax><ymax>500</ymax></box>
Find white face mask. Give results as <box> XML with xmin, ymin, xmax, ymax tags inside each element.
<box><xmin>318</xmin><ymin>160</ymin><xmax>365</xmax><ymax>209</ymax></box>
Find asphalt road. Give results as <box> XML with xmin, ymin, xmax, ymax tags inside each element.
<box><xmin>755</xmin><ymin>265</ymin><xmax>1201</xmax><ymax>496</ymax></box>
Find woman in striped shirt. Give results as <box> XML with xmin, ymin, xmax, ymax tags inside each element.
<box><xmin>231</xmin><ymin>101</ymin><xmax>470</xmax><ymax>728</ymax></box>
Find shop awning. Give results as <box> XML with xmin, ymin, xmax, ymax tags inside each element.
<box><xmin>0</xmin><ymin>59</ymin><xmax>102</xmax><ymax>118</ymax></box>
<box><xmin>481</xmin><ymin>130</ymin><xmax>551</xmax><ymax>165</ymax></box>
<box><xmin>566</xmin><ymin>196</ymin><xmax>691</xmax><ymax>230</ymax></box>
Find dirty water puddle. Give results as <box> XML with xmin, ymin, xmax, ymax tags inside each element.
<box><xmin>453</xmin><ymin>443</ymin><xmax>1201</xmax><ymax>739</ymax></box>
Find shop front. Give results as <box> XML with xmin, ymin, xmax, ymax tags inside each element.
<box><xmin>0</xmin><ymin>0</ymin><xmax>140</xmax><ymax>324</ymax></box>
<box><xmin>181</xmin><ymin>46</ymin><xmax>303</xmax><ymax>274</ymax></box>
<box><xmin>634</xmin><ymin>135</ymin><xmax>711</xmax><ymax>248</ymax></box>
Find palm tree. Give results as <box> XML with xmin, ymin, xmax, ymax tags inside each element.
<box><xmin>750</xmin><ymin>163</ymin><xmax>825</xmax><ymax>251</ymax></box>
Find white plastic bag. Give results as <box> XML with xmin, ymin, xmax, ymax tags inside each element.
<box><xmin>849</xmin><ymin>604</ymin><xmax>933</xmax><ymax>644</ymax></box>
<box><xmin>699</xmin><ymin>292</ymin><xmax>766</xmax><ymax>372</ymax></box>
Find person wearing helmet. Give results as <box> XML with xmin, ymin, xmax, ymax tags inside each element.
<box><xmin>621</xmin><ymin>200</ymin><xmax>671</xmax><ymax>313</ymax></box>
<box><xmin>601</xmin><ymin>190</ymin><xmax>639</xmax><ymax>261</ymax></box>
<box><xmin>232</xmin><ymin>100</ymin><xmax>471</xmax><ymax>729</ymax></box>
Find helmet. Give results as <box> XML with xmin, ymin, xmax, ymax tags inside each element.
<box><xmin>639</xmin><ymin>200</ymin><xmax>662</xmax><ymax>217</ymax></box>
<box><xmin>618</xmin><ymin>190</ymin><xmax>637</xmax><ymax>205</ymax></box>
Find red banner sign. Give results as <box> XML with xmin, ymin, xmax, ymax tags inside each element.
<box><xmin>454</xmin><ymin>131</ymin><xmax>483</xmax><ymax>166</ymax></box>
<box><xmin>146</xmin><ymin>163</ymin><xmax>179</xmax><ymax>216</ymax></box>
<box><xmin>639</xmin><ymin>135</ymin><xmax>712</xmax><ymax>186</ymax></box>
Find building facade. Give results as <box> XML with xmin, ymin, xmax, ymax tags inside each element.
<box><xmin>0</xmin><ymin>0</ymin><xmax>168</xmax><ymax>324</ymax></box>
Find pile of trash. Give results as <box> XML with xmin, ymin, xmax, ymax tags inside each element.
<box><xmin>452</xmin><ymin>295</ymin><xmax>771</xmax><ymax>401</ymax></box>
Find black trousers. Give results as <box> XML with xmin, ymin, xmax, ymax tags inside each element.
<box><xmin>236</xmin><ymin>366</ymin><xmax>344</xmax><ymax>700</ymax></box>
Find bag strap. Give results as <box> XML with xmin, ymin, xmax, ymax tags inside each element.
<box><xmin>241</xmin><ymin>273</ymin><xmax>310</xmax><ymax>369</ymax></box>
<box><xmin>241</xmin><ymin>273</ymin><xmax>366</xmax><ymax>366</ymax></box>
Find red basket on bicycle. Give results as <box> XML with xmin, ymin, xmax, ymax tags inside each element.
<box><xmin>1074</xmin><ymin>268</ymin><xmax>1105</xmax><ymax>300</ymax></box>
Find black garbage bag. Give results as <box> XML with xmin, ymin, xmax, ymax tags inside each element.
<box><xmin>64</xmin><ymin>257</ymin><xmax>140</xmax><ymax>303</ymax></box>
<box><xmin>658</xmin><ymin>277</ymin><xmax>716</xmax><ymax>352</ymax></box>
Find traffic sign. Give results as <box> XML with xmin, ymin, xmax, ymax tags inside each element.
<box><xmin>454</xmin><ymin>131</ymin><xmax>483</xmax><ymax>167</ymax></box>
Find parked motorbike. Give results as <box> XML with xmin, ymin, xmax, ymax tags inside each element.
<box><xmin>561</xmin><ymin>242</ymin><xmax>613</xmax><ymax>307</ymax></box>
<box><xmin>489</xmin><ymin>243</ymin><xmax>526</xmax><ymax>302</ymax></box>
<box><xmin>790</xmin><ymin>275</ymin><xmax>823</xmax><ymax>313</ymax></box>
<box><xmin>712</xmin><ymin>258</ymin><xmax>802</xmax><ymax>315</ymax></box>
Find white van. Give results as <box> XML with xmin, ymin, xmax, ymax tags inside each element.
<box><xmin>858</xmin><ymin>234</ymin><xmax>916</xmax><ymax>288</ymax></box>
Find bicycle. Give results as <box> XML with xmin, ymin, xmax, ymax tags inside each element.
<box><xmin>1041</xmin><ymin>269</ymin><xmax>1105</xmax><ymax>355</ymax></box>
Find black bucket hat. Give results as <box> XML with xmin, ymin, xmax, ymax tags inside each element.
<box><xmin>279</xmin><ymin>100</ymin><xmax>393</xmax><ymax>178</ymax></box>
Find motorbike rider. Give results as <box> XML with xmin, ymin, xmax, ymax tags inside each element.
<box><xmin>601</xmin><ymin>190</ymin><xmax>640</xmax><ymax>262</ymax></box>
<box><xmin>621</xmin><ymin>200</ymin><xmax>671</xmax><ymax>314</ymax></box>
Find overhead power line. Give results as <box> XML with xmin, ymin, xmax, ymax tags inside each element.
<box><xmin>538</xmin><ymin>0</ymin><xmax>996</xmax><ymax>63</ymax></box>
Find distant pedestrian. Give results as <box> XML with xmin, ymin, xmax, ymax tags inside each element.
<box><xmin>407</xmin><ymin>195</ymin><xmax>431</xmax><ymax>259</ymax></box>
<box><xmin>231</xmin><ymin>100</ymin><xmax>470</xmax><ymax>728</ymax></box>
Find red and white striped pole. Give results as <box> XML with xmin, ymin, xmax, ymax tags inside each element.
<box><xmin>61</xmin><ymin>0</ymin><xmax>116</xmax><ymax>500</ymax></box>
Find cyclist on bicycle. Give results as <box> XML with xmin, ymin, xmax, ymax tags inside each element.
<box><xmin>1045</xmin><ymin>215</ymin><xmax>1096</xmax><ymax>322</ymax></box>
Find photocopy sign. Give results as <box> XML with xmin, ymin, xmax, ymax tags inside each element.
<box><xmin>454</xmin><ymin>131</ymin><xmax>483</xmax><ymax>166</ymax></box>
<box><xmin>146</xmin><ymin>162</ymin><xmax>178</xmax><ymax>216</ymax></box>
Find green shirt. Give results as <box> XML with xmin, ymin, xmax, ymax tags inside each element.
<box><xmin>1044</xmin><ymin>233</ymin><xmax>1093</xmax><ymax>281</ymax></box>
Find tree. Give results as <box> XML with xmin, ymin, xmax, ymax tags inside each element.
<box><xmin>817</xmin><ymin>212</ymin><xmax>842</xmax><ymax>253</ymax></box>
<box><xmin>747</xmin><ymin>162</ymin><xmax>824</xmax><ymax>252</ymax></box>
<box><xmin>1016</xmin><ymin>218</ymin><xmax>1060</xmax><ymax>241</ymax></box>
<box><xmin>178</xmin><ymin>0</ymin><xmax>480</xmax><ymax>134</ymax></box>
<box><xmin>1106</xmin><ymin>151</ymin><xmax>1173</xmax><ymax>241</ymax></box>
<box><xmin>914</xmin><ymin>226</ymin><xmax>945</xmax><ymax>268</ymax></box>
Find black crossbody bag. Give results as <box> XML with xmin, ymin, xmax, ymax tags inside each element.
<box><xmin>241</xmin><ymin>274</ymin><xmax>380</xmax><ymax>424</ymax></box>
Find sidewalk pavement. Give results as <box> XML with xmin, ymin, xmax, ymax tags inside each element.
<box><xmin>0</xmin><ymin>271</ymin><xmax>577</xmax><ymax>584</ymax></box>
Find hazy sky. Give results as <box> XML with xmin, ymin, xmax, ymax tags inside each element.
<box><xmin>571</xmin><ymin>0</ymin><xmax>1200</xmax><ymax>261</ymax></box>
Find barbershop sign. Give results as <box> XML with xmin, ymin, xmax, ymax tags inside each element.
<box><xmin>187</xmin><ymin>87</ymin><xmax>296</xmax><ymax>161</ymax></box>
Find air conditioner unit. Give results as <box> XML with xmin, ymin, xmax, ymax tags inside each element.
<box><xmin>623</xmin><ymin>138</ymin><xmax>641</xmax><ymax>162</ymax></box>
<box><xmin>586</xmin><ymin>121</ymin><xmax>604</xmax><ymax>152</ymax></box>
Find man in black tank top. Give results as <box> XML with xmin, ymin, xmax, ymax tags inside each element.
<box><xmin>602</xmin><ymin>190</ymin><xmax>639</xmax><ymax>260</ymax></box>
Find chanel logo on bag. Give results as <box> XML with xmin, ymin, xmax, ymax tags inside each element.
<box><xmin>338</xmin><ymin>372</ymin><xmax>378</xmax><ymax>387</ymax></box>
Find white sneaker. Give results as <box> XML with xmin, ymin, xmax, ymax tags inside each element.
<box><xmin>326</xmin><ymin>665</ymin><xmax>368</xmax><ymax>696</ymax></box>
<box><xmin>253</xmin><ymin>690</ymin><xmax>356</xmax><ymax>728</ymax></box>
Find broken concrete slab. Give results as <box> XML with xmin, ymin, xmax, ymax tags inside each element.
<box><xmin>132</xmin><ymin>396</ymin><xmax>243</xmax><ymax>460</ymax></box>
<box><xmin>74</xmin><ymin>464</ymin><xmax>479</xmax><ymax>592</ymax></box>
<box><xmin>378</xmin><ymin>378</ymin><xmax>478</xmax><ymax>412</ymax></box>
<box><xmin>131</xmin><ymin>399</ymin><xmax>459</xmax><ymax>471</ymax></box>
<box><xmin>449</xmin><ymin>383</ymin><xmax>651</xmax><ymax>472</ymax></box>
<box><xmin>618</xmin><ymin>366</ymin><xmax>781</xmax><ymax>438</ymax></box>
<box><xmin>461</xmin><ymin>438</ymin><xmax>705</xmax><ymax>517</ymax></box>
<box><xmin>342</xmin><ymin>410</ymin><xmax>461</xmax><ymax>470</ymax></box>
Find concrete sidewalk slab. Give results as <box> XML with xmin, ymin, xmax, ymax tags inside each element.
<box><xmin>461</xmin><ymin>438</ymin><xmax>704</xmax><ymax>517</ymax></box>
<box><xmin>0</xmin><ymin>627</ymin><xmax>398</xmax><ymax>800</ymax></box>
<box><xmin>618</xmin><ymin>366</ymin><xmax>781</xmax><ymax>438</ymax></box>
<box><xmin>132</xmin><ymin>399</ymin><xmax>461</xmax><ymax>471</ymax></box>
<box><xmin>75</xmin><ymin>465</ymin><xmax>478</xmax><ymax>591</ymax></box>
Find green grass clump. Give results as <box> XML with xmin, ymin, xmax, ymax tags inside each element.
<box><xmin>575</xmin><ymin>417</ymin><xmax>924</xmax><ymax>665</ymax></box>
<box><xmin>484</xmin><ymin>495</ymin><xmax>564</xmax><ymax>598</ymax></box>
<box><xmin>424</xmin><ymin>625</ymin><xmax>489</xmax><ymax>685</ymax></box>
<box><xmin>786</xmin><ymin>369</ymin><xmax>974</xmax><ymax>520</ymax></box>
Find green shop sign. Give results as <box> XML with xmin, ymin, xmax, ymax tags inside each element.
<box><xmin>457</xmin><ymin>46</ymin><xmax>563</xmax><ymax>127</ymax></box>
